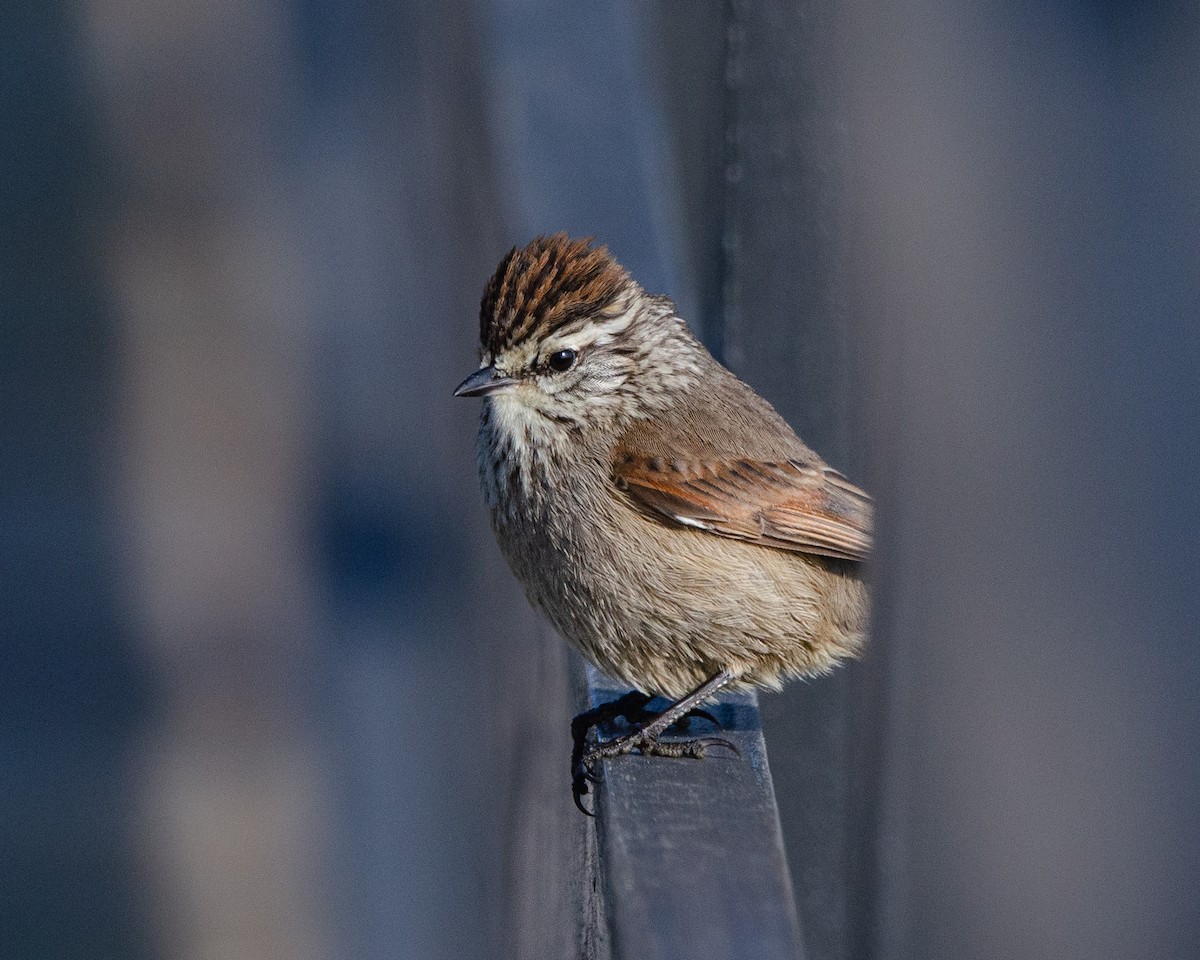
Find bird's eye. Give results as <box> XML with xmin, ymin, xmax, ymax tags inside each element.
<box><xmin>546</xmin><ymin>348</ymin><xmax>577</xmax><ymax>373</ymax></box>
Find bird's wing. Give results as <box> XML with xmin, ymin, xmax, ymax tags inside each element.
<box><xmin>613</xmin><ymin>453</ymin><xmax>873</xmax><ymax>562</ymax></box>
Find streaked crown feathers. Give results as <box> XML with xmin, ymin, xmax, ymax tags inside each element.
<box><xmin>480</xmin><ymin>234</ymin><xmax>632</xmax><ymax>358</ymax></box>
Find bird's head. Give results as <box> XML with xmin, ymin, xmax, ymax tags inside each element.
<box><xmin>454</xmin><ymin>234</ymin><xmax>703</xmax><ymax>436</ymax></box>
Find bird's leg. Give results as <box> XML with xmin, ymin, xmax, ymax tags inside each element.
<box><xmin>570</xmin><ymin>689</ymin><xmax>720</xmax><ymax>745</ymax></box>
<box><xmin>573</xmin><ymin>670</ymin><xmax>740</xmax><ymax>809</ymax></box>
<box><xmin>629</xmin><ymin>670</ymin><xmax>734</xmax><ymax>743</ymax></box>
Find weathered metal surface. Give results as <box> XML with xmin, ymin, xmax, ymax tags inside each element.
<box><xmin>586</xmin><ymin>666</ymin><xmax>805</xmax><ymax>960</ymax></box>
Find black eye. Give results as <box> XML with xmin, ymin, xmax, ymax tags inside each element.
<box><xmin>546</xmin><ymin>348</ymin><xmax>577</xmax><ymax>373</ymax></box>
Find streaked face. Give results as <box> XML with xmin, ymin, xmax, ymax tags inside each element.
<box><xmin>482</xmin><ymin>297</ymin><xmax>646</xmax><ymax>432</ymax></box>
<box><xmin>461</xmin><ymin>234</ymin><xmax>703</xmax><ymax>444</ymax></box>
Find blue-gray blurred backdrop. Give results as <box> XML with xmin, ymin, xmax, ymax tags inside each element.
<box><xmin>3</xmin><ymin>1</ymin><xmax>1198</xmax><ymax>959</ymax></box>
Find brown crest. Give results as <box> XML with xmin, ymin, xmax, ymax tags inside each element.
<box><xmin>480</xmin><ymin>234</ymin><xmax>630</xmax><ymax>356</ymax></box>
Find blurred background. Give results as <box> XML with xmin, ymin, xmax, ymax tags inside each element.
<box><xmin>3</xmin><ymin>0</ymin><xmax>1198</xmax><ymax>959</ymax></box>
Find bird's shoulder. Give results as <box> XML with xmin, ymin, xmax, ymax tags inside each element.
<box><xmin>610</xmin><ymin>371</ymin><xmax>873</xmax><ymax>562</ymax></box>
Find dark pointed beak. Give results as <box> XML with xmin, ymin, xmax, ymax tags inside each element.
<box><xmin>453</xmin><ymin>365</ymin><xmax>518</xmax><ymax>398</ymax></box>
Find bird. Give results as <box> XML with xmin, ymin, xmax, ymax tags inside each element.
<box><xmin>454</xmin><ymin>234</ymin><xmax>870</xmax><ymax>804</ymax></box>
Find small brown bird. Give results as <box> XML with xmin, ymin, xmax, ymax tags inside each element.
<box><xmin>454</xmin><ymin>235</ymin><xmax>870</xmax><ymax>793</ymax></box>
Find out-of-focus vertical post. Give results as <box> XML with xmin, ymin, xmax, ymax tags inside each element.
<box><xmin>82</xmin><ymin>3</ymin><xmax>328</xmax><ymax>958</ymax></box>
<box><xmin>0</xmin><ymin>5</ymin><xmax>147</xmax><ymax>957</ymax></box>
<box><xmin>840</xmin><ymin>3</ymin><xmax>1200</xmax><ymax>958</ymax></box>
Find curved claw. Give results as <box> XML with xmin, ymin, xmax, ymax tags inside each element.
<box><xmin>695</xmin><ymin>736</ymin><xmax>740</xmax><ymax>758</ymax></box>
<box><xmin>572</xmin><ymin>779</ymin><xmax>596</xmax><ymax>817</ymax></box>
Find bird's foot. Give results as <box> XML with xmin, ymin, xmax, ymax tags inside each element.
<box><xmin>571</xmin><ymin>674</ymin><xmax>739</xmax><ymax>815</ymax></box>
<box><xmin>586</xmin><ymin>730</ymin><xmax>739</xmax><ymax>765</ymax></box>
<box><xmin>570</xmin><ymin>693</ymin><xmax>723</xmax><ymax>815</ymax></box>
<box><xmin>571</xmin><ymin>727</ymin><xmax>739</xmax><ymax>815</ymax></box>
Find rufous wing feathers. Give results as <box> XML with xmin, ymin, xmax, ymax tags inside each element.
<box><xmin>613</xmin><ymin>454</ymin><xmax>872</xmax><ymax>562</ymax></box>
